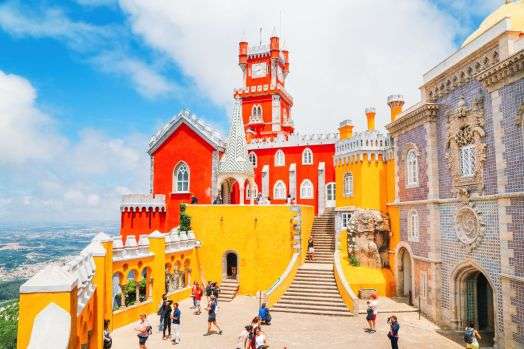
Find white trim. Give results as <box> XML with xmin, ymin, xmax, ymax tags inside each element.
<box><xmin>273</xmin><ymin>180</ymin><xmax>287</xmax><ymax>200</ymax></box>
<box><xmin>406</xmin><ymin>149</ymin><xmax>419</xmax><ymax>187</ymax></box>
<box><xmin>299</xmin><ymin>179</ymin><xmax>314</xmax><ymax>199</ymax></box>
<box><xmin>407</xmin><ymin>209</ymin><xmax>420</xmax><ymax>242</ymax></box>
<box><xmin>274</xmin><ymin>149</ymin><xmax>285</xmax><ymax>167</ymax></box>
<box><xmin>302</xmin><ymin>147</ymin><xmax>313</xmax><ymax>165</ymax></box>
<box><xmin>173</xmin><ymin>161</ymin><xmax>190</xmax><ymax>193</ymax></box>
<box><xmin>344</xmin><ymin>172</ymin><xmax>353</xmax><ymax>197</ymax></box>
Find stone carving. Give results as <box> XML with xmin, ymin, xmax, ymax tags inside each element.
<box><xmin>454</xmin><ymin>190</ymin><xmax>485</xmax><ymax>251</ymax></box>
<box><xmin>445</xmin><ymin>96</ymin><xmax>486</xmax><ymax>195</ymax></box>
<box><xmin>346</xmin><ymin>209</ymin><xmax>391</xmax><ymax>268</ymax></box>
<box><xmin>517</xmin><ymin>102</ymin><xmax>524</xmax><ymax>127</ymax></box>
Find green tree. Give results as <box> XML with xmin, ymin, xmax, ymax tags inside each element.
<box><xmin>0</xmin><ymin>300</ymin><xmax>18</xmax><ymax>349</ymax></box>
<box><xmin>179</xmin><ymin>203</ymin><xmax>192</xmax><ymax>231</ymax></box>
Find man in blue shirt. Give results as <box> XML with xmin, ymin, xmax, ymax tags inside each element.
<box><xmin>258</xmin><ymin>303</ymin><xmax>271</xmax><ymax>325</ymax></box>
<box><xmin>172</xmin><ymin>302</ymin><xmax>181</xmax><ymax>344</ymax></box>
<box><xmin>387</xmin><ymin>316</ymin><xmax>400</xmax><ymax>349</ymax></box>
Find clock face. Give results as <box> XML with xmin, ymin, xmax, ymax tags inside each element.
<box><xmin>251</xmin><ymin>63</ymin><xmax>267</xmax><ymax>78</ymax></box>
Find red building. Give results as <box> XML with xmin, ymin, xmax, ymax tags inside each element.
<box><xmin>120</xmin><ymin>35</ymin><xmax>336</xmax><ymax>240</ymax></box>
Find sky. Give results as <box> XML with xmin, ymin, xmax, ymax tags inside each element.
<box><xmin>0</xmin><ymin>0</ymin><xmax>501</xmax><ymax>224</ymax></box>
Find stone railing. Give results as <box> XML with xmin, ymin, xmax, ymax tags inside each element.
<box><xmin>112</xmin><ymin>235</ymin><xmax>154</xmax><ymax>261</ymax></box>
<box><xmin>65</xmin><ymin>246</ymin><xmax>97</xmax><ymax>315</ymax></box>
<box><xmin>120</xmin><ymin>194</ymin><xmax>166</xmax><ymax>212</ymax></box>
<box><xmin>165</xmin><ymin>228</ymin><xmax>199</xmax><ymax>254</ymax></box>
<box><xmin>247</xmin><ymin>131</ymin><xmax>338</xmax><ymax>149</ymax></box>
<box><xmin>335</xmin><ymin>131</ymin><xmax>391</xmax><ymax>157</ymax></box>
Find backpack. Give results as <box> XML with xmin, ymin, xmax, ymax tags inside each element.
<box><xmin>464</xmin><ymin>327</ymin><xmax>474</xmax><ymax>344</ymax></box>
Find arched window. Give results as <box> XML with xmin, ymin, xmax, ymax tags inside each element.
<box><xmin>406</xmin><ymin>149</ymin><xmax>419</xmax><ymax>187</ymax></box>
<box><xmin>246</xmin><ymin>183</ymin><xmax>258</xmax><ymax>200</ymax></box>
<box><xmin>300</xmin><ymin>179</ymin><xmax>314</xmax><ymax>199</ymax></box>
<box><xmin>460</xmin><ymin>145</ymin><xmax>475</xmax><ymax>177</ymax></box>
<box><xmin>173</xmin><ymin>162</ymin><xmax>189</xmax><ymax>192</ymax></box>
<box><xmin>302</xmin><ymin>148</ymin><xmax>313</xmax><ymax>165</ymax></box>
<box><xmin>273</xmin><ymin>180</ymin><xmax>287</xmax><ymax>200</ymax></box>
<box><xmin>274</xmin><ymin>149</ymin><xmax>285</xmax><ymax>167</ymax></box>
<box><xmin>249</xmin><ymin>152</ymin><xmax>257</xmax><ymax>167</ymax></box>
<box><xmin>408</xmin><ymin>209</ymin><xmax>419</xmax><ymax>242</ymax></box>
<box><xmin>344</xmin><ymin>173</ymin><xmax>353</xmax><ymax>197</ymax></box>
<box><xmin>251</xmin><ymin>104</ymin><xmax>262</xmax><ymax>119</ymax></box>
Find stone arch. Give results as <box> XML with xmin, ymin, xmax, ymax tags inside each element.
<box><xmin>394</xmin><ymin>242</ymin><xmax>415</xmax><ymax>302</ymax></box>
<box><xmin>450</xmin><ymin>261</ymin><xmax>496</xmax><ymax>345</ymax></box>
<box><xmin>112</xmin><ymin>272</ymin><xmax>124</xmax><ymax>310</ymax></box>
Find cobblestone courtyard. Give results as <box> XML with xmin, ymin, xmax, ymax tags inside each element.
<box><xmin>112</xmin><ymin>296</ymin><xmax>462</xmax><ymax>349</ymax></box>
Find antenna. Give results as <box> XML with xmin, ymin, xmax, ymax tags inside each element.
<box><xmin>259</xmin><ymin>27</ymin><xmax>262</xmax><ymax>46</ymax></box>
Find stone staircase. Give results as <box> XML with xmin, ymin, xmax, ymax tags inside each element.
<box><xmin>271</xmin><ymin>265</ymin><xmax>352</xmax><ymax>316</ymax></box>
<box><xmin>271</xmin><ymin>209</ymin><xmax>351</xmax><ymax>317</ymax></box>
<box><xmin>218</xmin><ymin>279</ymin><xmax>238</xmax><ymax>302</ymax></box>
<box><xmin>307</xmin><ymin>208</ymin><xmax>335</xmax><ymax>264</ymax></box>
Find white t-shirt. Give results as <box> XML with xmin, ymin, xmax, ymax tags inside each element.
<box><xmin>255</xmin><ymin>333</ymin><xmax>266</xmax><ymax>348</ymax></box>
<box><xmin>369</xmin><ymin>300</ymin><xmax>378</xmax><ymax>315</ymax></box>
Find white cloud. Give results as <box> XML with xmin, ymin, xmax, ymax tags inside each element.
<box><xmin>0</xmin><ymin>69</ymin><xmax>149</xmax><ymax>223</ymax></box>
<box><xmin>92</xmin><ymin>51</ymin><xmax>177</xmax><ymax>99</ymax></box>
<box><xmin>118</xmin><ymin>0</ymin><xmax>464</xmax><ymax>132</ymax></box>
<box><xmin>0</xmin><ymin>70</ymin><xmax>65</xmax><ymax>164</ymax></box>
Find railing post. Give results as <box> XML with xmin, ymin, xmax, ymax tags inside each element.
<box><xmin>148</xmin><ymin>231</ymin><xmax>166</xmax><ymax>309</ymax></box>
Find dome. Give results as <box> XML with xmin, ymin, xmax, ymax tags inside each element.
<box><xmin>462</xmin><ymin>0</ymin><xmax>524</xmax><ymax>47</ymax></box>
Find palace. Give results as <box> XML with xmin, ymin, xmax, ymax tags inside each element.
<box><xmin>16</xmin><ymin>2</ymin><xmax>524</xmax><ymax>348</ymax></box>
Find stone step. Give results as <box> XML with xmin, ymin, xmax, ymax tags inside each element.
<box><xmin>274</xmin><ymin>302</ymin><xmax>348</xmax><ymax>311</ymax></box>
<box><xmin>285</xmin><ymin>288</ymin><xmax>340</xmax><ymax>296</ymax></box>
<box><xmin>306</xmin><ymin>261</ymin><xmax>333</xmax><ymax>264</ymax></box>
<box><xmin>281</xmin><ymin>291</ymin><xmax>340</xmax><ymax>300</ymax></box>
<box><xmin>293</xmin><ymin>276</ymin><xmax>335</xmax><ymax>282</ymax></box>
<box><xmin>280</xmin><ymin>294</ymin><xmax>345</xmax><ymax>303</ymax></box>
<box><xmin>271</xmin><ymin>307</ymin><xmax>352</xmax><ymax>317</ymax></box>
<box><xmin>291</xmin><ymin>280</ymin><xmax>336</xmax><ymax>287</ymax></box>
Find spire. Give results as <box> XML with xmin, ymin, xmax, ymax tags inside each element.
<box><xmin>218</xmin><ymin>98</ymin><xmax>254</xmax><ymax>177</ymax></box>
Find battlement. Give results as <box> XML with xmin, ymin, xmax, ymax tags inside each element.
<box><xmin>120</xmin><ymin>194</ymin><xmax>166</xmax><ymax>212</ymax></box>
<box><xmin>247</xmin><ymin>131</ymin><xmax>338</xmax><ymax>149</ymax></box>
<box><xmin>335</xmin><ymin>130</ymin><xmax>392</xmax><ymax>160</ymax></box>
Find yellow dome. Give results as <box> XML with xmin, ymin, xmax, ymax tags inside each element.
<box><xmin>462</xmin><ymin>0</ymin><xmax>524</xmax><ymax>47</ymax></box>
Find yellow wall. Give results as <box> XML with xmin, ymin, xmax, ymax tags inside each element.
<box><xmin>335</xmin><ymin>154</ymin><xmax>389</xmax><ymax>213</ymax></box>
<box><xmin>187</xmin><ymin>204</ymin><xmax>314</xmax><ymax>295</ymax></box>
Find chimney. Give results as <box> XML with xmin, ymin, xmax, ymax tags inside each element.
<box><xmin>338</xmin><ymin>119</ymin><xmax>354</xmax><ymax>140</ymax></box>
<box><xmin>387</xmin><ymin>95</ymin><xmax>405</xmax><ymax>122</ymax></box>
<box><xmin>238</xmin><ymin>41</ymin><xmax>248</xmax><ymax>70</ymax></box>
<box><xmin>365</xmin><ymin>107</ymin><xmax>376</xmax><ymax>131</ymax></box>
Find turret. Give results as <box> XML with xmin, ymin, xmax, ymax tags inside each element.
<box><xmin>339</xmin><ymin>119</ymin><xmax>354</xmax><ymax>140</ymax></box>
<box><xmin>365</xmin><ymin>107</ymin><xmax>376</xmax><ymax>131</ymax></box>
<box><xmin>387</xmin><ymin>95</ymin><xmax>405</xmax><ymax>122</ymax></box>
<box><xmin>238</xmin><ymin>41</ymin><xmax>248</xmax><ymax>71</ymax></box>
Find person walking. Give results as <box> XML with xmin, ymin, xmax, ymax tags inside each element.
<box><xmin>203</xmin><ymin>295</ymin><xmax>223</xmax><ymax>336</ymax></box>
<box><xmin>307</xmin><ymin>237</ymin><xmax>315</xmax><ymax>261</ymax></box>
<box><xmin>205</xmin><ymin>282</ymin><xmax>213</xmax><ymax>303</ymax></box>
<box><xmin>157</xmin><ymin>294</ymin><xmax>167</xmax><ymax>332</ymax></box>
<box><xmin>387</xmin><ymin>316</ymin><xmax>400</xmax><ymax>349</ymax></box>
<box><xmin>464</xmin><ymin>321</ymin><xmax>481</xmax><ymax>349</ymax></box>
<box><xmin>365</xmin><ymin>294</ymin><xmax>378</xmax><ymax>333</ymax></box>
<box><xmin>172</xmin><ymin>302</ymin><xmax>181</xmax><ymax>345</ymax></box>
<box><xmin>161</xmin><ymin>300</ymin><xmax>173</xmax><ymax>339</ymax></box>
<box><xmin>103</xmin><ymin>319</ymin><xmax>112</xmax><ymax>349</ymax></box>
<box><xmin>135</xmin><ymin>314</ymin><xmax>151</xmax><ymax>349</ymax></box>
<box><xmin>191</xmin><ymin>282</ymin><xmax>198</xmax><ymax>309</ymax></box>
<box><xmin>253</xmin><ymin>327</ymin><xmax>269</xmax><ymax>349</ymax></box>
<box><xmin>194</xmin><ymin>283</ymin><xmax>203</xmax><ymax>315</ymax></box>
<box><xmin>236</xmin><ymin>325</ymin><xmax>252</xmax><ymax>349</ymax></box>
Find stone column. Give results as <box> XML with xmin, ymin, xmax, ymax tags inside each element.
<box><xmin>317</xmin><ymin>162</ymin><xmax>326</xmax><ymax>214</ymax></box>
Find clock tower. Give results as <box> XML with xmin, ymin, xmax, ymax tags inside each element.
<box><xmin>234</xmin><ymin>34</ymin><xmax>294</xmax><ymax>141</ymax></box>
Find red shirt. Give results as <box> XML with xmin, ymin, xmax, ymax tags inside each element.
<box><xmin>195</xmin><ymin>288</ymin><xmax>203</xmax><ymax>301</ymax></box>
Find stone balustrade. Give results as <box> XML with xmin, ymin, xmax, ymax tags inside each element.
<box><xmin>335</xmin><ymin>130</ymin><xmax>391</xmax><ymax>158</ymax></box>
<box><xmin>120</xmin><ymin>193</ymin><xmax>166</xmax><ymax>212</ymax></box>
<box><xmin>247</xmin><ymin>131</ymin><xmax>338</xmax><ymax>149</ymax></box>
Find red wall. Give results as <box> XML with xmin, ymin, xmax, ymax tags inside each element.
<box><xmin>251</xmin><ymin>143</ymin><xmax>335</xmax><ymax>213</ymax></box>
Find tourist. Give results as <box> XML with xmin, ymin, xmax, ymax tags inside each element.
<box><xmin>255</xmin><ymin>193</ymin><xmax>262</xmax><ymax>204</ymax></box>
<box><xmin>191</xmin><ymin>195</ymin><xmax>198</xmax><ymax>204</ymax></box>
<box><xmin>157</xmin><ymin>294</ymin><xmax>167</xmax><ymax>332</ymax></box>
<box><xmin>365</xmin><ymin>294</ymin><xmax>378</xmax><ymax>332</ymax></box>
<box><xmin>212</xmin><ymin>282</ymin><xmax>220</xmax><ymax>300</ymax></box>
<box><xmin>253</xmin><ymin>327</ymin><xmax>269</xmax><ymax>349</ymax></box>
<box><xmin>286</xmin><ymin>194</ymin><xmax>292</xmax><ymax>204</ymax></box>
<box><xmin>135</xmin><ymin>314</ymin><xmax>152</xmax><ymax>349</ymax></box>
<box><xmin>103</xmin><ymin>319</ymin><xmax>112</xmax><ymax>349</ymax></box>
<box><xmin>258</xmin><ymin>303</ymin><xmax>271</xmax><ymax>325</ymax></box>
<box><xmin>194</xmin><ymin>282</ymin><xmax>203</xmax><ymax>315</ymax></box>
<box><xmin>172</xmin><ymin>302</ymin><xmax>181</xmax><ymax>345</ymax></box>
<box><xmin>161</xmin><ymin>300</ymin><xmax>173</xmax><ymax>339</ymax></box>
<box><xmin>250</xmin><ymin>316</ymin><xmax>261</xmax><ymax>331</ymax></box>
<box><xmin>203</xmin><ymin>295</ymin><xmax>223</xmax><ymax>336</ymax></box>
<box><xmin>236</xmin><ymin>325</ymin><xmax>252</xmax><ymax>349</ymax></box>
<box><xmin>191</xmin><ymin>282</ymin><xmax>198</xmax><ymax>309</ymax></box>
<box><xmin>307</xmin><ymin>237</ymin><xmax>315</xmax><ymax>261</ymax></box>
<box><xmin>205</xmin><ymin>281</ymin><xmax>213</xmax><ymax>302</ymax></box>
<box><xmin>464</xmin><ymin>321</ymin><xmax>481</xmax><ymax>349</ymax></box>
<box><xmin>387</xmin><ymin>315</ymin><xmax>400</xmax><ymax>349</ymax></box>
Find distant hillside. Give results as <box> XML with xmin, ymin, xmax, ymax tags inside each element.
<box><xmin>0</xmin><ymin>280</ymin><xmax>25</xmax><ymax>302</ymax></box>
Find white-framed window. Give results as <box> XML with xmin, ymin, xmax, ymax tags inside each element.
<box><xmin>342</xmin><ymin>212</ymin><xmax>351</xmax><ymax>228</ymax></box>
<box><xmin>300</xmin><ymin>179</ymin><xmax>314</xmax><ymax>199</ymax></box>
<box><xmin>302</xmin><ymin>148</ymin><xmax>313</xmax><ymax>165</ymax></box>
<box><xmin>249</xmin><ymin>151</ymin><xmax>257</xmax><ymax>167</ymax></box>
<box><xmin>274</xmin><ymin>149</ymin><xmax>285</xmax><ymax>167</ymax></box>
<box><xmin>407</xmin><ymin>209</ymin><xmax>419</xmax><ymax>242</ymax></box>
<box><xmin>273</xmin><ymin>180</ymin><xmax>287</xmax><ymax>200</ymax></box>
<box><xmin>173</xmin><ymin>162</ymin><xmax>189</xmax><ymax>192</ymax></box>
<box><xmin>344</xmin><ymin>173</ymin><xmax>353</xmax><ymax>197</ymax></box>
<box><xmin>251</xmin><ymin>104</ymin><xmax>262</xmax><ymax>119</ymax></box>
<box><xmin>246</xmin><ymin>183</ymin><xmax>258</xmax><ymax>200</ymax></box>
<box><xmin>406</xmin><ymin>149</ymin><xmax>419</xmax><ymax>187</ymax></box>
<box><xmin>460</xmin><ymin>145</ymin><xmax>475</xmax><ymax>177</ymax></box>
<box><xmin>420</xmin><ymin>271</ymin><xmax>428</xmax><ymax>299</ymax></box>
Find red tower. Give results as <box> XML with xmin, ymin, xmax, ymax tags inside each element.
<box><xmin>234</xmin><ymin>34</ymin><xmax>294</xmax><ymax>141</ymax></box>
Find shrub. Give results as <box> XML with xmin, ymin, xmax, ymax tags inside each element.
<box><xmin>0</xmin><ymin>300</ymin><xmax>18</xmax><ymax>349</ymax></box>
<box><xmin>179</xmin><ymin>203</ymin><xmax>192</xmax><ymax>231</ymax></box>
<box><xmin>349</xmin><ymin>254</ymin><xmax>360</xmax><ymax>267</ymax></box>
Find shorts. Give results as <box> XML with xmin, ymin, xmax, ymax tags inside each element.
<box><xmin>138</xmin><ymin>335</ymin><xmax>148</xmax><ymax>345</ymax></box>
<box><xmin>308</xmin><ymin>247</ymin><xmax>315</xmax><ymax>253</ymax></box>
<box><xmin>208</xmin><ymin>314</ymin><xmax>216</xmax><ymax>323</ymax></box>
<box><xmin>466</xmin><ymin>343</ymin><xmax>479</xmax><ymax>349</ymax></box>
<box><xmin>366</xmin><ymin>314</ymin><xmax>377</xmax><ymax>321</ymax></box>
<box><xmin>195</xmin><ymin>300</ymin><xmax>201</xmax><ymax>307</ymax></box>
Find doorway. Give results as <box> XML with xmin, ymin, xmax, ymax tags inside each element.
<box><xmin>397</xmin><ymin>248</ymin><xmax>412</xmax><ymax>301</ymax></box>
<box><xmin>225</xmin><ymin>252</ymin><xmax>238</xmax><ymax>280</ymax></box>
<box><xmin>326</xmin><ymin>182</ymin><xmax>336</xmax><ymax>208</ymax></box>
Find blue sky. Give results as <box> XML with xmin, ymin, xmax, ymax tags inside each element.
<box><xmin>0</xmin><ymin>0</ymin><xmax>501</xmax><ymax>223</ymax></box>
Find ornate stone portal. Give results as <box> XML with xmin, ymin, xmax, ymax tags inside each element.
<box><xmin>445</xmin><ymin>96</ymin><xmax>486</xmax><ymax>195</ymax></box>
<box><xmin>454</xmin><ymin>189</ymin><xmax>486</xmax><ymax>251</ymax></box>
<box><xmin>346</xmin><ymin>209</ymin><xmax>391</xmax><ymax>268</ymax></box>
